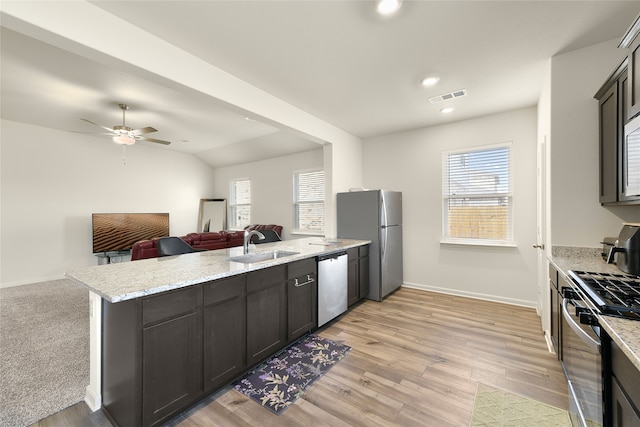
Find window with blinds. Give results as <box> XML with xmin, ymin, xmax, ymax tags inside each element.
<box><xmin>293</xmin><ymin>170</ymin><xmax>324</xmax><ymax>234</ymax></box>
<box><xmin>230</xmin><ymin>178</ymin><xmax>251</xmax><ymax>229</ymax></box>
<box><xmin>442</xmin><ymin>143</ymin><xmax>513</xmax><ymax>245</ymax></box>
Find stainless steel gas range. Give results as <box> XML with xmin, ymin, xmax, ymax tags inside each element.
<box><xmin>564</xmin><ymin>269</ymin><xmax>640</xmax><ymax>427</ymax></box>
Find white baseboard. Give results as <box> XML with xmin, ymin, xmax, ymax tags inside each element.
<box><xmin>401</xmin><ymin>281</ymin><xmax>538</xmax><ymax>309</ymax></box>
<box><xmin>85</xmin><ymin>385</ymin><xmax>102</xmax><ymax>412</ymax></box>
<box><xmin>543</xmin><ymin>330</ymin><xmax>556</xmax><ymax>355</ymax></box>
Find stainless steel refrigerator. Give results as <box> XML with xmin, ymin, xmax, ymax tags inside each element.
<box><xmin>336</xmin><ymin>190</ymin><xmax>403</xmax><ymax>301</ymax></box>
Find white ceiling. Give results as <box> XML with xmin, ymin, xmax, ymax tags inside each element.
<box><xmin>2</xmin><ymin>1</ymin><xmax>639</xmax><ymax>168</ymax></box>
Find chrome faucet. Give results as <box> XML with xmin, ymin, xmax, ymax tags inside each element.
<box><xmin>244</xmin><ymin>230</ymin><xmax>265</xmax><ymax>254</ymax></box>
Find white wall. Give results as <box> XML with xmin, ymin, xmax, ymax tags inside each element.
<box><xmin>0</xmin><ymin>120</ymin><xmax>217</xmax><ymax>287</ymax></box>
<box><xmin>210</xmin><ymin>149</ymin><xmax>324</xmax><ymax>240</ymax></box>
<box><xmin>363</xmin><ymin>107</ymin><xmax>539</xmax><ymax>306</ymax></box>
<box><xmin>550</xmin><ymin>39</ymin><xmax>640</xmax><ymax>247</ymax></box>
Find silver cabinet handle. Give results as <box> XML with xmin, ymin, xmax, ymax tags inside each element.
<box><xmin>533</xmin><ymin>244</ymin><xmax>545</xmax><ymax>249</ymax></box>
<box><xmin>294</xmin><ymin>275</ymin><xmax>315</xmax><ymax>287</ymax></box>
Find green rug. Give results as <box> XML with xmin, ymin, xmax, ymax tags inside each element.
<box><xmin>470</xmin><ymin>383</ymin><xmax>571</xmax><ymax>426</ymax></box>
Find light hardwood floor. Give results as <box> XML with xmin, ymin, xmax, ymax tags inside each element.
<box><xmin>31</xmin><ymin>288</ymin><xmax>567</xmax><ymax>427</ymax></box>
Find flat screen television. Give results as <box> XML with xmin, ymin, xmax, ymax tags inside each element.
<box><xmin>92</xmin><ymin>213</ymin><xmax>170</xmax><ymax>254</ymax></box>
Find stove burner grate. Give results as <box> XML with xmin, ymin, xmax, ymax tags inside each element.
<box><xmin>569</xmin><ymin>270</ymin><xmax>640</xmax><ymax>319</ymax></box>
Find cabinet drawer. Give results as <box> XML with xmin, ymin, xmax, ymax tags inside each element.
<box><xmin>347</xmin><ymin>247</ymin><xmax>358</xmax><ymax>260</ymax></box>
<box><xmin>287</xmin><ymin>258</ymin><xmax>316</xmax><ymax>279</ymax></box>
<box><xmin>612</xmin><ymin>339</ymin><xmax>640</xmax><ymax>408</ymax></box>
<box><xmin>359</xmin><ymin>245</ymin><xmax>369</xmax><ymax>258</ymax></box>
<box><xmin>203</xmin><ymin>276</ymin><xmax>244</xmax><ymax>306</ymax></box>
<box><xmin>247</xmin><ymin>265</ymin><xmax>286</xmax><ymax>294</ymax></box>
<box><xmin>142</xmin><ymin>286</ymin><xmax>201</xmax><ymax>326</ymax></box>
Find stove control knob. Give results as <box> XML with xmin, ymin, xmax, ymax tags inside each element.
<box><xmin>579</xmin><ymin>312</ymin><xmax>598</xmax><ymax>326</ymax></box>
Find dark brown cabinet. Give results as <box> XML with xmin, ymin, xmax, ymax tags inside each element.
<box><xmin>598</xmin><ymin>19</ymin><xmax>640</xmax><ymax>205</ymax></box>
<box><xmin>142</xmin><ymin>311</ymin><xmax>202</xmax><ymax>427</ymax></box>
<box><xmin>358</xmin><ymin>245</ymin><xmax>370</xmax><ymax>301</ymax></box>
<box><xmin>626</xmin><ymin>29</ymin><xmax>640</xmax><ymax>121</ymax></box>
<box><xmin>287</xmin><ymin>258</ymin><xmax>317</xmax><ymax>341</ymax></box>
<box><xmin>102</xmin><ymin>286</ymin><xmax>204</xmax><ymax>427</ymax></box>
<box><xmin>347</xmin><ymin>245</ymin><xmax>370</xmax><ymax>306</ymax></box>
<box><xmin>609</xmin><ymin>337</ymin><xmax>640</xmax><ymax>426</ymax></box>
<box><xmin>141</xmin><ymin>286</ymin><xmax>203</xmax><ymax>427</ymax></box>
<box><xmin>246</xmin><ymin>265</ymin><xmax>287</xmax><ymax>366</ymax></box>
<box><xmin>347</xmin><ymin>248</ymin><xmax>359</xmax><ymax>306</ymax></box>
<box><xmin>549</xmin><ymin>264</ymin><xmax>561</xmax><ymax>358</ymax></box>
<box><xmin>203</xmin><ymin>276</ymin><xmax>246</xmax><ymax>392</ymax></box>
<box><xmin>596</xmin><ymin>63</ymin><xmax>628</xmax><ymax>204</ymax></box>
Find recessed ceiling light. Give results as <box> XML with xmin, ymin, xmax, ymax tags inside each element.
<box><xmin>421</xmin><ymin>76</ymin><xmax>440</xmax><ymax>87</ymax></box>
<box><xmin>377</xmin><ymin>0</ymin><xmax>402</xmax><ymax>16</ymax></box>
<box><xmin>441</xmin><ymin>107</ymin><xmax>454</xmax><ymax>114</ymax></box>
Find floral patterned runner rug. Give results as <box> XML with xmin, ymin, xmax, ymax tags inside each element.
<box><xmin>233</xmin><ymin>334</ymin><xmax>351</xmax><ymax>414</ymax></box>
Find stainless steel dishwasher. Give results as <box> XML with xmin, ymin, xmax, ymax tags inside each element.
<box><xmin>317</xmin><ymin>252</ymin><xmax>348</xmax><ymax>327</ymax></box>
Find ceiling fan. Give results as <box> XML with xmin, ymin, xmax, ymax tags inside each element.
<box><xmin>81</xmin><ymin>104</ymin><xmax>171</xmax><ymax>146</ymax></box>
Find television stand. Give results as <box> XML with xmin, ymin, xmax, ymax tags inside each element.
<box><xmin>96</xmin><ymin>251</ymin><xmax>131</xmax><ymax>265</ymax></box>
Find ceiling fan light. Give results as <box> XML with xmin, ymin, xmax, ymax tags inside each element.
<box><xmin>113</xmin><ymin>135</ymin><xmax>135</xmax><ymax>145</ymax></box>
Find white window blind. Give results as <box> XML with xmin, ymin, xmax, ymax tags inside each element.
<box><xmin>293</xmin><ymin>170</ymin><xmax>324</xmax><ymax>234</ymax></box>
<box><xmin>442</xmin><ymin>143</ymin><xmax>513</xmax><ymax>245</ymax></box>
<box><xmin>230</xmin><ymin>178</ymin><xmax>251</xmax><ymax>229</ymax></box>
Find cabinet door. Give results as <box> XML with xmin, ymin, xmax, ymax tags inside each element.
<box><xmin>629</xmin><ymin>35</ymin><xmax>640</xmax><ymax>121</ymax></box>
<box><xmin>246</xmin><ymin>266</ymin><xmax>287</xmax><ymax>366</ymax></box>
<box><xmin>612</xmin><ymin>377</ymin><xmax>640</xmax><ymax>427</ymax></box>
<box><xmin>347</xmin><ymin>259</ymin><xmax>359</xmax><ymax>306</ymax></box>
<box><xmin>203</xmin><ymin>276</ymin><xmax>245</xmax><ymax>392</ymax></box>
<box><xmin>548</xmin><ymin>264</ymin><xmax>559</xmax><ymax>357</ymax></box>
<box><xmin>142</xmin><ymin>312</ymin><xmax>202</xmax><ymax>427</ymax></box>
<box><xmin>203</xmin><ymin>296</ymin><xmax>245</xmax><ymax>392</ymax></box>
<box><xmin>288</xmin><ymin>259</ymin><xmax>317</xmax><ymax>342</ymax></box>
<box><xmin>358</xmin><ymin>249</ymin><xmax>370</xmax><ymax>301</ymax></box>
<box><xmin>611</xmin><ymin>338</ymin><xmax>640</xmax><ymax>427</ymax></box>
<box><xmin>600</xmin><ymin>82</ymin><xmax>619</xmax><ymax>204</ymax></box>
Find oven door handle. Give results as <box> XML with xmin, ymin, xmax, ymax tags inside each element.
<box><xmin>562</xmin><ymin>298</ymin><xmax>601</xmax><ymax>351</ymax></box>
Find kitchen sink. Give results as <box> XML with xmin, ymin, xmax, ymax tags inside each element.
<box><xmin>227</xmin><ymin>250</ymin><xmax>300</xmax><ymax>264</ymax></box>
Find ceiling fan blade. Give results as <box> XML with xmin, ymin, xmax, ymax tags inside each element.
<box><xmin>69</xmin><ymin>130</ymin><xmax>114</xmax><ymax>136</ymax></box>
<box><xmin>138</xmin><ymin>136</ymin><xmax>171</xmax><ymax>145</ymax></box>
<box><xmin>81</xmin><ymin>118</ymin><xmax>115</xmax><ymax>133</ymax></box>
<box><xmin>132</xmin><ymin>126</ymin><xmax>157</xmax><ymax>135</ymax></box>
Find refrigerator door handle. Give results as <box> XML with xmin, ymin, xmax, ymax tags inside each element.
<box><xmin>381</xmin><ymin>225</ymin><xmax>387</xmax><ymax>265</ymax></box>
<box><xmin>381</xmin><ymin>191</ymin><xmax>388</xmax><ymax>227</ymax></box>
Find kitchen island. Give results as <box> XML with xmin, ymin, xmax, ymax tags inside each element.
<box><xmin>65</xmin><ymin>237</ymin><xmax>369</xmax><ymax>427</ymax></box>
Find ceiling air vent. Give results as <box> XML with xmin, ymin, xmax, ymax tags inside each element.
<box><xmin>429</xmin><ymin>89</ymin><xmax>467</xmax><ymax>104</ymax></box>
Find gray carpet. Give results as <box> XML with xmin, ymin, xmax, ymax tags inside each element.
<box><xmin>0</xmin><ymin>279</ymin><xmax>89</xmax><ymax>427</ymax></box>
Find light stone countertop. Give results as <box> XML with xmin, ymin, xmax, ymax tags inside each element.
<box><xmin>65</xmin><ymin>237</ymin><xmax>369</xmax><ymax>303</ymax></box>
<box><xmin>549</xmin><ymin>246</ymin><xmax>640</xmax><ymax>371</ymax></box>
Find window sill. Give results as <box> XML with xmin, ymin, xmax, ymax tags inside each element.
<box><xmin>440</xmin><ymin>239</ymin><xmax>517</xmax><ymax>248</ymax></box>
